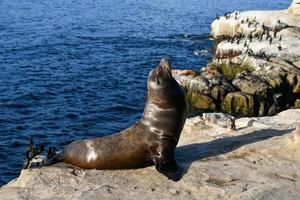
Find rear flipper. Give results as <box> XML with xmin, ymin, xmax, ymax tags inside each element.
<box><xmin>148</xmin><ymin>143</ymin><xmax>181</xmax><ymax>181</ymax></box>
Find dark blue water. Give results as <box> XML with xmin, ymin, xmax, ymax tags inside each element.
<box><xmin>0</xmin><ymin>0</ymin><xmax>290</xmax><ymax>186</ymax></box>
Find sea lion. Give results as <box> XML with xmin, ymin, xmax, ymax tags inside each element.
<box><xmin>27</xmin><ymin>58</ymin><xmax>188</xmax><ymax>181</ymax></box>
<box><xmin>172</xmin><ymin>69</ymin><xmax>197</xmax><ymax>77</ymax></box>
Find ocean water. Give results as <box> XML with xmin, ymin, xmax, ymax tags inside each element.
<box><xmin>0</xmin><ymin>0</ymin><xmax>290</xmax><ymax>186</ymax></box>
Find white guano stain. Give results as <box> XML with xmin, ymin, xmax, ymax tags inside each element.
<box><xmin>86</xmin><ymin>141</ymin><xmax>97</xmax><ymax>163</ymax></box>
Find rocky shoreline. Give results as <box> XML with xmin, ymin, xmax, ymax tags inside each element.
<box><xmin>1</xmin><ymin>1</ymin><xmax>300</xmax><ymax>200</ymax></box>
<box><xmin>1</xmin><ymin>109</ymin><xmax>299</xmax><ymax>200</ymax></box>
<box><xmin>174</xmin><ymin>0</ymin><xmax>300</xmax><ymax>117</ymax></box>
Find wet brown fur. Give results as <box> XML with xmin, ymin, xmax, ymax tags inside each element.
<box><xmin>61</xmin><ymin>58</ymin><xmax>188</xmax><ymax>179</ymax></box>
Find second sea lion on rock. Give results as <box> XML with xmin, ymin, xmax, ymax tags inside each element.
<box><xmin>172</xmin><ymin>69</ymin><xmax>197</xmax><ymax>77</ymax></box>
<box><xmin>27</xmin><ymin>58</ymin><xmax>188</xmax><ymax>181</ymax></box>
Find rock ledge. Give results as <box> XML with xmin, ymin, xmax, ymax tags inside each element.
<box><xmin>1</xmin><ymin>109</ymin><xmax>300</xmax><ymax>200</ymax></box>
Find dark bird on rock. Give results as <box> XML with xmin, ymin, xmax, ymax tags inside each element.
<box><xmin>269</xmin><ymin>37</ymin><xmax>272</xmax><ymax>44</ymax></box>
<box><xmin>278</xmin><ymin>43</ymin><xmax>282</xmax><ymax>51</ymax></box>
<box><xmin>235</xmin><ymin>12</ymin><xmax>238</xmax><ymax>20</ymax></box>
<box><xmin>225</xmin><ymin>14</ymin><xmax>230</xmax><ymax>19</ymax></box>
<box><xmin>273</xmin><ymin>20</ymin><xmax>291</xmax><ymax>34</ymax></box>
<box><xmin>266</xmin><ymin>32</ymin><xmax>270</xmax><ymax>40</ymax></box>
<box><xmin>279</xmin><ymin>35</ymin><xmax>282</xmax><ymax>41</ymax></box>
<box><xmin>248</xmin><ymin>33</ymin><xmax>253</xmax><ymax>42</ymax></box>
<box><xmin>230</xmin><ymin>35</ymin><xmax>236</xmax><ymax>43</ymax></box>
<box><xmin>268</xmin><ymin>93</ymin><xmax>284</xmax><ymax>116</ymax></box>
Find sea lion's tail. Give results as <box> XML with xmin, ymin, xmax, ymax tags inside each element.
<box><xmin>23</xmin><ymin>137</ymin><xmax>63</xmax><ymax>169</ymax></box>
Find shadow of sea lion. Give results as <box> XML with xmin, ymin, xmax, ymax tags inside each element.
<box><xmin>175</xmin><ymin>128</ymin><xmax>292</xmax><ymax>179</ymax></box>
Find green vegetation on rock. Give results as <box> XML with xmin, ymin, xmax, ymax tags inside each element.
<box><xmin>294</xmin><ymin>99</ymin><xmax>300</xmax><ymax>108</ymax></box>
<box><xmin>187</xmin><ymin>91</ymin><xmax>216</xmax><ymax>112</ymax></box>
<box><xmin>287</xmin><ymin>73</ymin><xmax>300</xmax><ymax>94</ymax></box>
<box><xmin>221</xmin><ymin>92</ymin><xmax>256</xmax><ymax>117</ymax></box>
<box><xmin>219</xmin><ymin>63</ymin><xmax>253</xmax><ymax>81</ymax></box>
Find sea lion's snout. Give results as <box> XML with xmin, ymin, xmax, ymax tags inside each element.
<box><xmin>148</xmin><ymin>58</ymin><xmax>173</xmax><ymax>88</ymax></box>
<box><xmin>158</xmin><ymin>57</ymin><xmax>172</xmax><ymax>77</ymax></box>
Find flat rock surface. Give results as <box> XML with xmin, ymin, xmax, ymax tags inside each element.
<box><xmin>1</xmin><ymin>109</ymin><xmax>300</xmax><ymax>200</ymax></box>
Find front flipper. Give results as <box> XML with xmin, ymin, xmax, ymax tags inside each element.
<box><xmin>148</xmin><ymin>142</ymin><xmax>181</xmax><ymax>181</ymax></box>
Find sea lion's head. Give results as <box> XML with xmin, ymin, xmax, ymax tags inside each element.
<box><xmin>147</xmin><ymin>58</ymin><xmax>173</xmax><ymax>90</ymax></box>
<box><xmin>146</xmin><ymin>57</ymin><xmax>187</xmax><ymax>112</ymax></box>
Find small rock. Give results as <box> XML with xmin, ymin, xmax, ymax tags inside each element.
<box><xmin>169</xmin><ymin>188</ymin><xmax>179</xmax><ymax>195</ymax></box>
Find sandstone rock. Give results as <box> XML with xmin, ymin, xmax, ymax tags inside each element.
<box><xmin>173</xmin><ymin>74</ymin><xmax>194</xmax><ymax>91</ymax></box>
<box><xmin>175</xmin><ymin>65</ymin><xmax>235</xmax><ymax>99</ymax></box>
<box><xmin>254</xmin><ymin>68</ymin><xmax>285</xmax><ymax>90</ymax></box>
<box><xmin>218</xmin><ymin>62</ymin><xmax>253</xmax><ymax>81</ymax></box>
<box><xmin>221</xmin><ymin>92</ymin><xmax>257</xmax><ymax>117</ymax></box>
<box><xmin>200</xmin><ymin>65</ymin><xmax>235</xmax><ymax>102</ymax></box>
<box><xmin>188</xmin><ymin>76</ymin><xmax>211</xmax><ymax>95</ymax></box>
<box><xmin>211</xmin><ymin>9</ymin><xmax>300</xmax><ymax>39</ymax></box>
<box><xmin>287</xmin><ymin>72</ymin><xmax>300</xmax><ymax>94</ymax></box>
<box><xmin>288</xmin><ymin>0</ymin><xmax>300</xmax><ymax>16</ymax></box>
<box><xmin>174</xmin><ymin>65</ymin><xmax>235</xmax><ymax>113</ymax></box>
<box><xmin>294</xmin><ymin>99</ymin><xmax>300</xmax><ymax>108</ymax></box>
<box><xmin>1</xmin><ymin>109</ymin><xmax>300</xmax><ymax>200</ymax></box>
<box><xmin>211</xmin><ymin>7</ymin><xmax>300</xmax><ymax>64</ymax></box>
<box><xmin>209</xmin><ymin>3</ymin><xmax>300</xmax><ymax>117</ymax></box>
<box><xmin>232</xmin><ymin>71</ymin><xmax>271</xmax><ymax>96</ymax></box>
<box><xmin>202</xmin><ymin>112</ymin><xmax>235</xmax><ymax>131</ymax></box>
<box><xmin>187</xmin><ymin>91</ymin><xmax>216</xmax><ymax>112</ymax></box>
